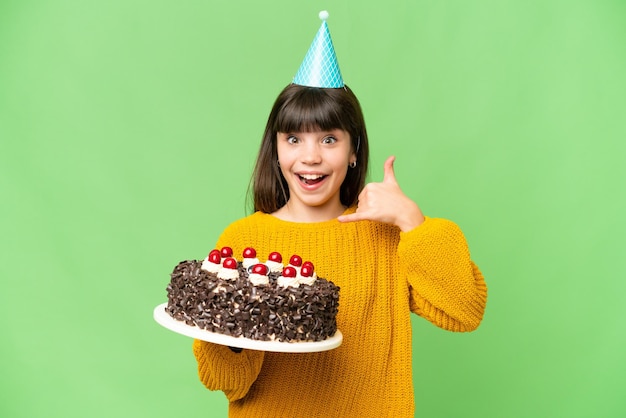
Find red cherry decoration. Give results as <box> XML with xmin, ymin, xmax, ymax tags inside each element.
<box><xmin>222</xmin><ymin>257</ymin><xmax>238</xmax><ymax>269</ymax></box>
<box><xmin>268</xmin><ymin>252</ymin><xmax>282</xmax><ymax>263</ymax></box>
<box><xmin>300</xmin><ymin>264</ymin><xmax>314</xmax><ymax>277</ymax></box>
<box><xmin>243</xmin><ymin>247</ymin><xmax>257</xmax><ymax>258</ymax></box>
<box><xmin>289</xmin><ymin>254</ymin><xmax>303</xmax><ymax>267</ymax></box>
<box><xmin>283</xmin><ymin>266</ymin><xmax>297</xmax><ymax>278</ymax></box>
<box><xmin>208</xmin><ymin>249</ymin><xmax>221</xmax><ymax>264</ymax></box>
<box><xmin>251</xmin><ymin>263</ymin><xmax>269</xmax><ymax>275</ymax></box>
<box><xmin>302</xmin><ymin>261</ymin><xmax>314</xmax><ymax>272</ymax></box>
<box><xmin>220</xmin><ymin>247</ymin><xmax>233</xmax><ymax>258</ymax></box>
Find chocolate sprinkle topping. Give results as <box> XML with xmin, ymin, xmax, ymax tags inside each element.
<box><xmin>165</xmin><ymin>260</ymin><xmax>340</xmax><ymax>342</ymax></box>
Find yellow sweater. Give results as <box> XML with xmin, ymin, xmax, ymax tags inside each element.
<box><xmin>193</xmin><ymin>208</ymin><xmax>487</xmax><ymax>417</ymax></box>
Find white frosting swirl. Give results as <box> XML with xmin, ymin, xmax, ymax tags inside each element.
<box><xmin>297</xmin><ymin>272</ymin><xmax>317</xmax><ymax>286</ymax></box>
<box><xmin>217</xmin><ymin>266</ymin><xmax>239</xmax><ymax>281</ymax></box>
<box><xmin>242</xmin><ymin>257</ymin><xmax>260</xmax><ymax>269</ymax></box>
<box><xmin>265</xmin><ymin>260</ymin><xmax>284</xmax><ymax>274</ymax></box>
<box><xmin>277</xmin><ymin>275</ymin><xmax>300</xmax><ymax>288</ymax></box>
<box><xmin>201</xmin><ymin>258</ymin><xmax>221</xmax><ymax>274</ymax></box>
<box><xmin>248</xmin><ymin>273</ymin><xmax>269</xmax><ymax>286</ymax></box>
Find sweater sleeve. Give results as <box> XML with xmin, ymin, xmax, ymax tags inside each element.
<box><xmin>398</xmin><ymin>217</ymin><xmax>487</xmax><ymax>332</ymax></box>
<box><xmin>192</xmin><ymin>340</ymin><xmax>265</xmax><ymax>401</ymax></box>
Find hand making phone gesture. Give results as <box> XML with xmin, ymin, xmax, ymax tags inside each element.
<box><xmin>338</xmin><ymin>156</ymin><xmax>425</xmax><ymax>232</ymax></box>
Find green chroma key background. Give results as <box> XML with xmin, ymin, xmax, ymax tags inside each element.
<box><xmin>1</xmin><ymin>0</ymin><xmax>625</xmax><ymax>416</ymax></box>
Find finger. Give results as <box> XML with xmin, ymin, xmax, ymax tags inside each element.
<box><xmin>337</xmin><ymin>212</ymin><xmax>369</xmax><ymax>223</ymax></box>
<box><xmin>383</xmin><ymin>155</ymin><xmax>398</xmax><ymax>184</ymax></box>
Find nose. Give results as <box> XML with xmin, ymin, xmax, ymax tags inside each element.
<box><xmin>301</xmin><ymin>141</ymin><xmax>322</xmax><ymax>165</ymax></box>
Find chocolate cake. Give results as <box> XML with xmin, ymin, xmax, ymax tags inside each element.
<box><xmin>165</xmin><ymin>247</ymin><xmax>340</xmax><ymax>343</ymax></box>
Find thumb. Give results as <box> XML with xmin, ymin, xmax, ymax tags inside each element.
<box><xmin>383</xmin><ymin>155</ymin><xmax>398</xmax><ymax>184</ymax></box>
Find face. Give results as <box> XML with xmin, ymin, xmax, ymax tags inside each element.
<box><xmin>276</xmin><ymin>129</ymin><xmax>356</xmax><ymax>217</ymax></box>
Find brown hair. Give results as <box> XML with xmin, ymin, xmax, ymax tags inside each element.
<box><xmin>249</xmin><ymin>84</ymin><xmax>369</xmax><ymax>214</ymax></box>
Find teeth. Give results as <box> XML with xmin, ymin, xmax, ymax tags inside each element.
<box><xmin>299</xmin><ymin>174</ymin><xmax>324</xmax><ymax>180</ymax></box>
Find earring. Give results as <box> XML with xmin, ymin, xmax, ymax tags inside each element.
<box><xmin>277</xmin><ymin>160</ymin><xmax>280</xmax><ymax>167</ymax></box>
<box><xmin>349</xmin><ymin>160</ymin><xmax>357</xmax><ymax>169</ymax></box>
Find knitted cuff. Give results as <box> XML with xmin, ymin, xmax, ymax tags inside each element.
<box><xmin>192</xmin><ymin>339</ymin><xmax>265</xmax><ymax>401</ymax></box>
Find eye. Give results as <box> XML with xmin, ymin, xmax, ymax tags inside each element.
<box><xmin>286</xmin><ymin>135</ymin><xmax>299</xmax><ymax>144</ymax></box>
<box><xmin>322</xmin><ymin>136</ymin><xmax>337</xmax><ymax>144</ymax></box>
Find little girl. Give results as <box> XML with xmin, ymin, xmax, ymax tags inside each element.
<box><xmin>192</xmin><ymin>13</ymin><xmax>487</xmax><ymax>418</ymax></box>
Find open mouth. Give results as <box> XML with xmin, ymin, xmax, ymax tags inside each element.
<box><xmin>298</xmin><ymin>173</ymin><xmax>327</xmax><ymax>185</ymax></box>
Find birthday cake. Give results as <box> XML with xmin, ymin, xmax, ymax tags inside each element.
<box><xmin>165</xmin><ymin>247</ymin><xmax>340</xmax><ymax>342</ymax></box>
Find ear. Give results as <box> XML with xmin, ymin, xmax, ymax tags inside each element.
<box><xmin>349</xmin><ymin>150</ymin><xmax>357</xmax><ymax>165</ymax></box>
<box><xmin>350</xmin><ymin>136</ymin><xmax>358</xmax><ymax>163</ymax></box>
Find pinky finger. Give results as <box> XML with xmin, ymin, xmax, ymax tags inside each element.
<box><xmin>337</xmin><ymin>213</ymin><xmax>363</xmax><ymax>223</ymax></box>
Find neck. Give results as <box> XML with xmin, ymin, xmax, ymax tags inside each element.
<box><xmin>272</xmin><ymin>200</ymin><xmax>346</xmax><ymax>223</ymax></box>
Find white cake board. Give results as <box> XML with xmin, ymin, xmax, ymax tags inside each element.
<box><xmin>153</xmin><ymin>303</ymin><xmax>343</xmax><ymax>353</ymax></box>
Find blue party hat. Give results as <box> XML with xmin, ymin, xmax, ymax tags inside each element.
<box><xmin>293</xmin><ymin>11</ymin><xmax>344</xmax><ymax>88</ymax></box>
